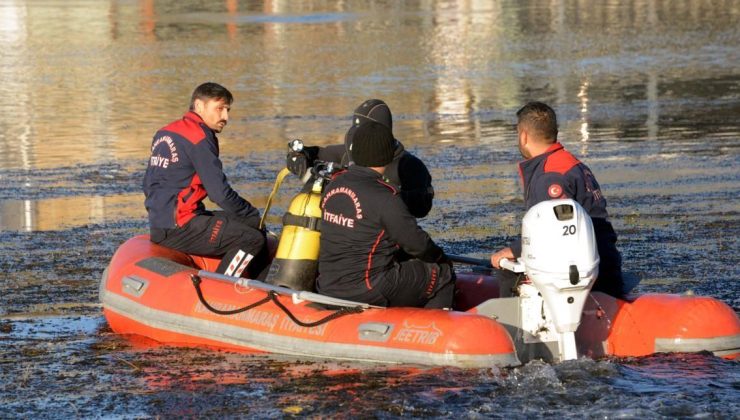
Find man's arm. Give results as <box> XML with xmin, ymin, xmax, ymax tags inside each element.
<box><xmin>397</xmin><ymin>153</ymin><xmax>434</xmax><ymax>218</ymax></box>
<box><xmin>528</xmin><ymin>172</ymin><xmax>575</xmax><ymax>204</ymax></box>
<box><xmin>317</xmin><ymin>144</ymin><xmax>347</xmax><ymax>164</ymax></box>
<box><xmin>500</xmin><ymin>173</ymin><xmax>573</xmax><ymax>263</ymax></box>
<box><xmin>381</xmin><ymin>194</ymin><xmax>443</xmax><ymax>263</ymax></box>
<box><xmin>190</xmin><ymin>136</ymin><xmax>260</xmax><ymax>225</ymax></box>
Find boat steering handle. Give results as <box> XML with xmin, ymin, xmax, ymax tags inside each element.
<box><xmin>500</xmin><ymin>258</ymin><xmax>526</xmax><ymax>273</ymax></box>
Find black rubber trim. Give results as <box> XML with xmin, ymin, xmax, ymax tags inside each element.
<box><xmin>135</xmin><ymin>257</ymin><xmax>189</xmax><ymax>277</ymax></box>
<box><xmin>282</xmin><ymin>213</ymin><xmax>322</xmax><ymax>231</ymax></box>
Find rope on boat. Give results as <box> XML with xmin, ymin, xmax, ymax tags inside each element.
<box><xmin>191</xmin><ymin>274</ymin><xmax>272</xmax><ymax>315</ymax></box>
<box><xmin>191</xmin><ymin>274</ymin><xmax>364</xmax><ymax>327</ymax></box>
<box><xmin>267</xmin><ymin>291</ymin><xmax>364</xmax><ymax>327</ymax></box>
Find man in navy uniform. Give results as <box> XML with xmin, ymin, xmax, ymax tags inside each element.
<box><xmin>143</xmin><ymin>82</ymin><xmax>268</xmax><ymax>279</ymax></box>
<box><xmin>490</xmin><ymin>102</ymin><xmax>624</xmax><ymax>297</ymax></box>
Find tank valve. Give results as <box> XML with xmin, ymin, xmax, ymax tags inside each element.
<box><xmin>288</xmin><ymin>139</ymin><xmax>304</xmax><ymax>152</ymax></box>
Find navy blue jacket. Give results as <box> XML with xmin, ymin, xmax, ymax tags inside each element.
<box><xmin>143</xmin><ymin>112</ymin><xmax>259</xmax><ymax>229</ymax></box>
<box><xmin>513</xmin><ymin>143</ymin><xmax>622</xmax><ymax>281</ymax></box>
<box><xmin>317</xmin><ymin>165</ymin><xmax>443</xmax><ymax>297</ymax></box>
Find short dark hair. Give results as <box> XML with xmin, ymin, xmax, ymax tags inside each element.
<box><xmin>189</xmin><ymin>82</ymin><xmax>233</xmax><ymax>111</ymax></box>
<box><xmin>517</xmin><ymin>101</ymin><xmax>558</xmax><ymax>141</ymax></box>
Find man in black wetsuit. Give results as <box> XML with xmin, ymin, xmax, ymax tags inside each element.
<box><xmin>317</xmin><ymin>122</ymin><xmax>454</xmax><ymax>308</ymax></box>
<box><xmin>286</xmin><ymin>99</ymin><xmax>434</xmax><ymax>218</ymax></box>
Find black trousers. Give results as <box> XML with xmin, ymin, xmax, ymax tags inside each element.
<box><xmin>593</xmin><ymin>240</ymin><xmax>624</xmax><ymax>297</ymax></box>
<box><xmin>150</xmin><ymin>212</ymin><xmax>269</xmax><ymax>279</ymax></box>
<box><xmin>338</xmin><ymin>259</ymin><xmax>455</xmax><ymax>309</ymax></box>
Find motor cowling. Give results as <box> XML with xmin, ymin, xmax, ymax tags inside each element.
<box><xmin>521</xmin><ymin>199</ymin><xmax>599</xmax><ymax>333</ymax></box>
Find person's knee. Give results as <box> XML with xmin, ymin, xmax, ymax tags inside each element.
<box><xmin>233</xmin><ymin>227</ymin><xmax>266</xmax><ymax>254</ymax></box>
<box><xmin>424</xmin><ymin>282</ymin><xmax>454</xmax><ymax>309</ymax></box>
<box><xmin>251</xmin><ymin>229</ymin><xmax>266</xmax><ymax>250</ymax></box>
<box><xmin>424</xmin><ymin>263</ymin><xmax>455</xmax><ymax>309</ymax></box>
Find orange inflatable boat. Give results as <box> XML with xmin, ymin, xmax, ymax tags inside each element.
<box><xmin>102</xmin><ymin>177</ymin><xmax>739</xmax><ymax>367</ymax></box>
<box><xmin>100</xmin><ymin>235</ymin><xmax>520</xmax><ymax>367</ymax></box>
<box><xmin>100</xmin><ymin>235</ymin><xmax>739</xmax><ymax>367</ymax></box>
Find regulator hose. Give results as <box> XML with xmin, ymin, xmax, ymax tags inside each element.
<box><xmin>259</xmin><ymin>167</ymin><xmax>291</xmax><ymax>230</ymax></box>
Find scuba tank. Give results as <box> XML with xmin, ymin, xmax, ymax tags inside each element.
<box><xmin>265</xmin><ymin>140</ymin><xmax>339</xmax><ymax>291</ymax></box>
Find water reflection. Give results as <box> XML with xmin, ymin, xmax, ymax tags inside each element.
<box><xmin>0</xmin><ymin>0</ymin><xmax>25</xmax><ymax>44</ymax></box>
<box><xmin>646</xmin><ymin>70</ymin><xmax>659</xmax><ymax>141</ymax></box>
<box><xmin>0</xmin><ymin>0</ymin><xmax>738</xmax><ymax>232</ymax></box>
<box><xmin>0</xmin><ymin>195</ymin><xmax>144</xmax><ymax>231</ymax></box>
<box><xmin>577</xmin><ymin>80</ymin><xmax>590</xmax><ymax>156</ymax></box>
<box><xmin>140</xmin><ymin>0</ymin><xmax>156</xmax><ymax>41</ymax></box>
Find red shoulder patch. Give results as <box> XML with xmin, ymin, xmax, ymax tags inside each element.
<box><xmin>331</xmin><ymin>169</ymin><xmax>348</xmax><ymax>180</ymax></box>
<box><xmin>548</xmin><ymin>183</ymin><xmax>563</xmax><ymax>198</ymax></box>
<box><xmin>543</xmin><ymin>148</ymin><xmax>579</xmax><ymax>175</ymax></box>
<box><xmin>163</xmin><ymin>116</ymin><xmax>207</xmax><ymax>144</ymax></box>
<box><xmin>376</xmin><ymin>178</ymin><xmax>398</xmax><ymax>194</ymax></box>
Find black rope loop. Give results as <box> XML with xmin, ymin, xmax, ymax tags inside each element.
<box><xmin>191</xmin><ymin>274</ymin><xmax>272</xmax><ymax>315</ymax></box>
<box><xmin>268</xmin><ymin>291</ymin><xmax>364</xmax><ymax>328</ymax></box>
<box><xmin>190</xmin><ymin>274</ymin><xmax>364</xmax><ymax>327</ymax></box>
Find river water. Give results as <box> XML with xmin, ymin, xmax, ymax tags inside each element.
<box><xmin>1</xmin><ymin>0</ymin><xmax>738</xmax><ymax>417</ymax></box>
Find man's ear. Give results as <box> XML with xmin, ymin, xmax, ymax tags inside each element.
<box><xmin>193</xmin><ymin>98</ymin><xmax>204</xmax><ymax>114</ymax></box>
<box><xmin>519</xmin><ymin>127</ymin><xmax>528</xmax><ymax>147</ymax></box>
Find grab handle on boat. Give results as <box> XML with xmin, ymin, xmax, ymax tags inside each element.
<box><xmin>190</xmin><ymin>274</ymin><xmax>272</xmax><ymax>315</ymax></box>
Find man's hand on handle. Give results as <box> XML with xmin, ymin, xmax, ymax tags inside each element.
<box><xmin>490</xmin><ymin>247</ymin><xmax>515</xmax><ymax>270</ymax></box>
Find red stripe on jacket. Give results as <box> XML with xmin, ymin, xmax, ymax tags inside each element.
<box><xmin>365</xmin><ymin>230</ymin><xmax>386</xmax><ymax>290</ymax></box>
<box><xmin>175</xmin><ymin>174</ymin><xmax>207</xmax><ymax>227</ymax></box>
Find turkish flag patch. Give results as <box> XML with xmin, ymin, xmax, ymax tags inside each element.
<box><xmin>548</xmin><ymin>183</ymin><xmax>563</xmax><ymax>198</ymax></box>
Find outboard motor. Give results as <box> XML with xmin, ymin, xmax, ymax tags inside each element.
<box><xmin>503</xmin><ymin>199</ymin><xmax>599</xmax><ymax>360</ymax></box>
